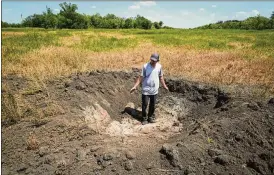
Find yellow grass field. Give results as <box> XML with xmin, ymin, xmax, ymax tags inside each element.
<box><xmin>2</xmin><ymin>28</ymin><xmax>274</xmax><ymax>94</ymax></box>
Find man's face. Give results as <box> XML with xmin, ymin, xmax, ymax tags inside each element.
<box><xmin>150</xmin><ymin>59</ymin><xmax>157</xmax><ymax>66</ymax></box>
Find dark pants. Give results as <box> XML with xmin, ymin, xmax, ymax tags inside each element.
<box><xmin>142</xmin><ymin>94</ymin><xmax>157</xmax><ymax>121</ymax></box>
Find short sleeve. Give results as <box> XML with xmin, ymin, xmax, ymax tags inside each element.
<box><xmin>141</xmin><ymin>65</ymin><xmax>145</xmax><ymax>77</ymax></box>
<box><xmin>159</xmin><ymin>67</ymin><xmax>163</xmax><ymax>77</ymax></box>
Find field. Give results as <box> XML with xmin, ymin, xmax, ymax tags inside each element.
<box><xmin>2</xmin><ymin>28</ymin><xmax>274</xmax><ymax>93</ymax></box>
<box><xmin>2</xmin><ymin>28</ymin><xmax>274</xmax><ymax>175</ymax></box>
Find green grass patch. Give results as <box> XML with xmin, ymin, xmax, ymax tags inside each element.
<box><xmin>2</xmin><ymin>27</ymin><xmax>46</xmax><ymax>32</ymax></box>
<box><xmin>2</xmin><ymin>31</ymin><xmax>60</xmax><ymax>64</ymax></box>
<box><xmin>75</xmin><ymin>35</ymin><xmax>138</xmax><ymax>52</ymax></box>
<box><xmin>55</xmin><ymin>30</ymin><xmax>73</xmax><ymax>37</ymax></box>
<box><xmin>2</xmin><ymin>28</ymin><xmax>274</xmax><ymax>60</ymax></box>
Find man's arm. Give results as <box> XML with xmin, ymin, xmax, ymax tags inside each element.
<box><xmin>160</xmin><ymin>76</ymin><xmax>169</xmax><ymax>91</ymax></box>
<box><xmin>130</xmin><ymin>76</ymin><xmax>143</xmax><ymax>93</ymax></box>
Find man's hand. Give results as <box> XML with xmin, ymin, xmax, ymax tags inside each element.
<box><xmin>130</xmin><ymin>87</ymin><xmax>136</xmax><ymax>93</ymax></box>
<box><xmin>160</xmin><ymin>76</ymin><xmax>169</xmax><ymax>92</ymax></box>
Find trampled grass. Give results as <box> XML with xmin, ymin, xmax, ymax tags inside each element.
<box><xmin>2</xmin><ymin>28</ymin><xmax>274</xmax><ymax>95</ymax></box>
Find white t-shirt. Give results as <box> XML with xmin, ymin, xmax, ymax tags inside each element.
<box><xmin>141</xmin><ymin>62</ymin><xmax>163</xmax><ymax>95</ymax></box>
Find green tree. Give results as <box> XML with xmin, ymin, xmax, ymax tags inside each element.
<box><xmin>22</xmin><ymin>14</ymin><xmax>45</xmax><ymax>27</ymax></box>
<box><xmin>59</xmin><ymin>2</ymin><xmax>78</xmax><ymax>16</ymax></box>
<box><xmin>43</xmin><ymin>7</ymin><xmax>58</xmax><ymax>28</ymax></box>
<box><xmin>58</xmin><ymin>2</ymin><xmax>81</xmax><ymax>29</ymax></box>
<box><xmin>124</xmin><ymin>18</ymin><xmax>134</xmax><ymax>28</ymax></box>
<box><xmin>90</xmin><ymin>13</ymin><xmax>102</xmax><ymax>28</ymax></box>
<box><xmin>153</xmin><ymin>22</ymin><xmax>160</xmax><ymax>29</ymax></box>
<box><xmin>2</xmin><ymin>21</ymin><xmax>9</xmax><ymax>28</ymax></box>
<box><xmin>271</xmin><ymin>11</ymin><xmax>274</xmax><ymax>19</ymax></box>
<box><xmin>159</xmin><ymin>21</ymin><xmax>163</xmax><ymax>28</ymax></box>
<box><xmin>120</xmin><ymin>18</ymin><xmax>126</xmax><ymax>28</ymax></box>
<box><xmin>71</xmin><ymin>13</ymin><xmax>89</xmax><ymax>29</ymax></box>
<box><xmin>245</xmin><ymin>16</ymin><xmax>270</xmax><ymax>30</ymax></box>
<box><xmin>104</xmin><ymin>14</ymin><xmax>120</xmax><ymax>28</ymax></box>
<box><xmin>135</xmin><ymin>15</ymin><xmax>152</xmax><ymax>29</ymax></box>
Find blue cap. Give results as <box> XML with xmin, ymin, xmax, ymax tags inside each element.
<box><xmin>150</xmin><ymin>53</ymin><xmax>159</xmax><ymax>62</ymax></box>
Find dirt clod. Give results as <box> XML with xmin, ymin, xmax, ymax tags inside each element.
<box><xmin>247</xmin><ymin>102</ymin><xmax>260</xmax><ymax>111</ymax></box>
<box><xmin>123</xmin><ymin>160</ymin><xmax>133</xmax><ymax>171</ymax></box>
<box><xmin>17</xmin><ymin>164</ymin><xmax>27</xmax><ymax>172</ymax></box>
<box><xmin>214</xmin><ymin>155</ymin><xmax>235</xmax><ymax>165</ymax></box>
<box><xmin>208</xmin><ymin>148</ymin><xmax>224</xmax><ymax>157</ymax></box>
<box><xmin>160</xmin><ymin>143</ymin><xmax>180</xmax><ymax>167</ymax></box>
<box><xmin>214</xmin><ymin>91</ymin><xmax>230</xmax><ymax>108</ymax></box>
<box><xmin>125</xmin><ymin>151</ymin><xmax>136</xmax><ymax>160</ymax></box>
<box><xmin>103</xmin><ymin>153</ymin><xmax>113</xmax><ymax>161</ymax></box>
<box><xmin>75</xmin><ymin>82</ymin><xmax>86</xmax><ymax>90</ymax></box>
<box><xmin>38</xmin><ymin>146</ymin><xmax>49</xmax><ymax>157</ymax></box>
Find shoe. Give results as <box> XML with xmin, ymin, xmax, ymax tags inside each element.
<box><xmin>148</xmin><ymin>118</ymin><xmax>156</xmax><ymax>123</ymax></box>
<box><xmin>141</xmin><ymin>120</ymin><xmax>148</xmax><ymax>125</ymax></box>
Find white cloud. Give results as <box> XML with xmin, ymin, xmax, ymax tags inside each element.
<box><xmin>180</xmin><ymin>10</ymin><xmax>190</xmax><ymax>16</ymax></box>
<box><xmin>234</xmin><ymin>12</ymin><xmax>247</xmax><ymax>20</ymax></box>
<box><xmin>175</xmin><ymin>10</ymin><xmax>234</xmax><ymax>28</ymax></box>
<box><xmin>252</xmin><ymin>9</ymin><xmax>259</xmax><ymax>15</ymax></box>
<box><xmin>162</xmin><ymin>15</ymin><xmax>172</xmax><ymax>19</ymax></box>
<box><xmin>3</xmin><ymin>8</ymin><xmax>12</xmax><ymax>13</ymax></box>
<box><xmin>128</xmin><ymin>4</ymin><xmax>140</xmax><ymax>10</ymax></box>
<box><xmin>237</xmin><ymin>11</ymin><xmax>247</xmax><ymax>15</ymax></box>
<box><xmin>212</xmin><ymin>5</ymin><xmax>217</xmax><ymax>8</ymax></box>
<box><xmin>125</xmin><ymin>4</ymin><xmax>241</xmax><ymax>28</ymax></box>
<box><xmin>54</xmin><ymin>9</ymin><xmax>60</xmax><ymax>12</ymax></box>
<box><xmin>91</xmin><ymin>6</ymin><xmax>96</xmax><ymax>9</ymax></box>
<box><xmin>139</xmin><ymin>1</ymin><xmax>156</xmax><ymax>7</ymax></box>
<box><xmin>233</xmin><ymin>10</ymin><xmax>260</xmax><ymax>20</ymax></box>
<box><xmin>146</xmin><ymin>16</ymin><xmax>157</xmax><ymax>22</ymax></box>
<box><xmin>128</xmin><ymin>1</ymin><xmax>156</xmax><ymax>10</ymax></box>
<box><xmin>199</xmin><ymin>8</ymin><xmax>205</xmax><ymax>12</ymax></box>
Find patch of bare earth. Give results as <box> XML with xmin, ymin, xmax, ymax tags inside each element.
<box><xmin>2</xmin><ymin>71</ymin><xmax>274</xmax><ymax>175</ymax></box>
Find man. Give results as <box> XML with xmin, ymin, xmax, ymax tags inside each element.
<box><xmin>130</xmin><ymin>53</ymin><xmax>169</xmax><ymax>125</ymax></box>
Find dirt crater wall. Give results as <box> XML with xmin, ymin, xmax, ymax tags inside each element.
<box><xmin>2</xmin><ymin>71</ymin><xmax>274</xmax><ymax>175</ymax></box>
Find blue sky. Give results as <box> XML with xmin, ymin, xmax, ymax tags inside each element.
<box><xmin>2</xmin><ymin>1</ymin><xmax>274</xmax><ymax>28</ymax></box>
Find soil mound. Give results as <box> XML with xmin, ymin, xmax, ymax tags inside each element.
<box><xmin>2</xmin><ymin>71</ymin><xmax>274</xmax><ymax>175</ymax></box>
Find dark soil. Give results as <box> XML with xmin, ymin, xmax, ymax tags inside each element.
<box><xmin>2</xmin><ymin>70</ymin><xmax>274</xmax><ymax>175</ymax></box>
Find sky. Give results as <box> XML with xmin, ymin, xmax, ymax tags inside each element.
<box><xmin>2</xmin><ymin>1</ymin><xmax>274</xmax><ymax>28</ymax></box>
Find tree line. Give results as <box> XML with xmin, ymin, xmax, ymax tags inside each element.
<box><xmin>2</xmin><ymin>2</ymin><xmax>274</xmax><ymax>30</ymax></box>
<box><xmin>196</xmin><ymin>12</ymin><xmax>274</xmax><ymax>30</ymax></box>
<box><xmin>1</xmin><ymin>2</ymin><xmax>170</xmax><ymax>30</ymax></box>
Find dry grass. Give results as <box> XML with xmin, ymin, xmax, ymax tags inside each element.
<box><xmin>97</xmin><ymin>32</ymin><xmax>135</xmax><ymax>39</ymax></box>
<box><xmin>26</xmin><ymin>134</ymin><xmax>39</xmax><ymax>150</ymax></box>
<box><xmin>1</xmin><ymin>92</ymin><xmax>21</xmax><ymax>125</ymax></box>
<box><xmin>2</xmin><ymin>32</ymin><xmax>26</xmax><ymax>38</ymax></box>
<box><xmin>61</xmin><ymin>35</ymin><xmax>81</xmax><ymax>47</ymax></box>
<box><xmin>161</xmin><ymin>49</ymin><xmax>274</xmax><ymax>86</ymax></box>
<box><xmin>227</xmin><ymin>42</ymin><xmax>253</xmax><ymax>49</ymax></box>
<box><xmin>2</xmin><ymin>42</ymin><xmax>273</xmax><ymax>94</ymax></box>
<box><xmin>3</xmin><ymin>46</ymin><xmax>89</xmax><ymax>81</ymax></box>
<box><xmin>2</xmin><ymin>29</ymin><xmax>274</xmax><ymax>95</ymax></box>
